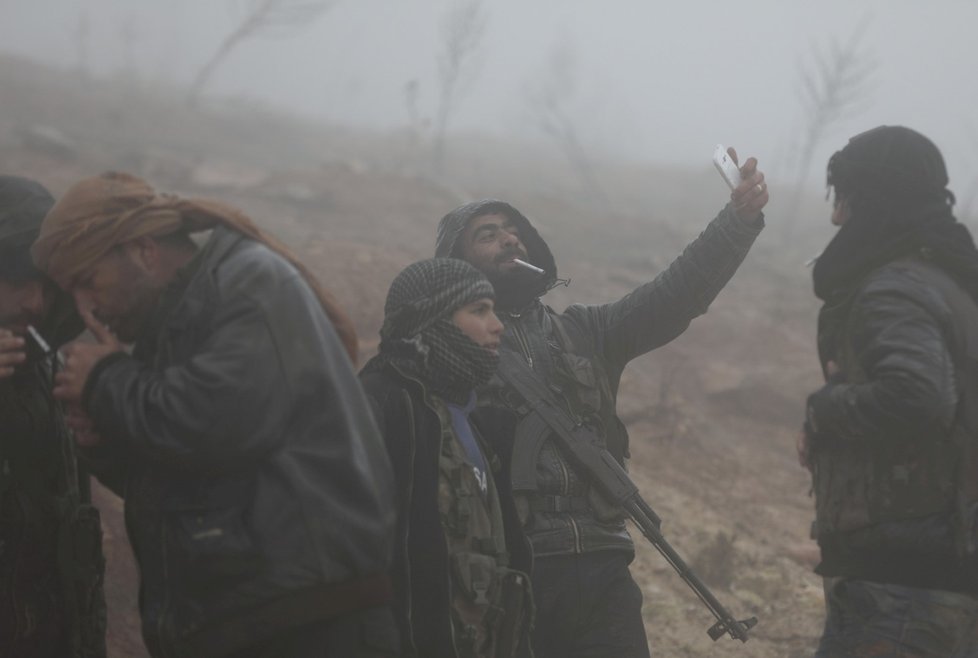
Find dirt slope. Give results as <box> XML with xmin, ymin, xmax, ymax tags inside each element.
<box><xmin>1</xmin><ymin>56</ymin><xmax>828</xmax><ymax>656</ymax></box>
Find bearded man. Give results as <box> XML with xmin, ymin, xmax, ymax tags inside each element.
<box><xmin>435</xmin><ymin>150</ymin><xmax>769</xmax><ymax>657</ymax></box>
<box><xmin>32</xmin><ymin>171</ymin><xmax>398</xmax><ymax>658</ymax></box>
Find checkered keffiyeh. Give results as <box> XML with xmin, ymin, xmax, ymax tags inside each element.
<box><xmin>374</xmin><ymin>258</ymin><xmax>497</xmax><ymax>403</ymax></box>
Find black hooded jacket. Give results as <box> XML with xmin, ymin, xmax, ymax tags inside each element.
<box><xmin>806</xmin><ymin>126</ymin><xmax>978</xmax><ymax>591</ymax></box>
<box><xmin>436</xmin><ymin>200</ymin><xmax>764</xmax><ymax>557</ymax></box>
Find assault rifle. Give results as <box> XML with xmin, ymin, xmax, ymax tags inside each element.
<box><xmin>497</xmin><ymin>350</ymin><xmax>758</xmax><ymax>643</ymax></box>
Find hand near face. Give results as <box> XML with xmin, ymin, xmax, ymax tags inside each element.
<box><xmin>727</xmin><ymin>147</ymin><xmax>769</xmax><ymax>225</ymax></box>
<box><xmin>53</xmin><ymin>307</ymin><xmax>123</xmax><ymax>405</ymax></box>
<box><xmin>0</xmin><ymin>328</ymin><xmax>27</xmax><ymax>379</ymax></box>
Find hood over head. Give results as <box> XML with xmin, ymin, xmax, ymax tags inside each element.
<box><xmin>814</xmin><ymin>126</ymin><xmax>978</xmax><ymax>303</ymax></box>
<box><xmin>0</xmin><ymin>175</ymin><xmax>55</xmax><ymax>282</ymax></box>
<box><xmin>0</xmin><ymin>175</ymin><xmax>82</xmax><ymax>347</ymax></box>
<box><xmin>826</xmin><ymin>125</ymin><xmax>952</xmax><ymax>207</ymax></box>
<box><xmin>435</xmin><ymin>199</ymin><xmax>557</xmax><ymax>304</ymax></box>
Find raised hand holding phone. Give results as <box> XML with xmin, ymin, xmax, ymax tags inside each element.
<box><xmin>713</xmin><ymin>144</ymin><xmax>742</xmax><ymax>190</ymax></box>
<box><xmin>715</xmin><ymin>145</ymin><xmax>769</xmax><ymax>224</ymax></box>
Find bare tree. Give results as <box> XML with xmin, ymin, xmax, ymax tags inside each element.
<box><xmin>783</xmin><ymin>18</ymin><xmax>876</xmax><ymax>234</ymax></box>
<box><xmin>431</xmin><ymin>0</ymin><xmax>487</xmax><ymax>173</ymax></box>
<box><xmin>958</xmin><ymin>124</ymin><xmax>978</xmax><ymax>223</ymax></box>
<box><xmin>74</xmin><ymin>9</ymin><xmax>90</xmax><ymax>78</ymax></box>
<box><xmin>187</xmin><ymin>0</ymin><xmax>337</xmax><ymax>107</ymax></box>
<box><xmin>524</xmin><ymin>38</ymin><xmax>609</xmax><ymax>207</ymax></box>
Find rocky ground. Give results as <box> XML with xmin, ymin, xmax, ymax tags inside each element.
<box><xmin>0</xmin><ymin>55</ymin><xmax>847</xmax><ymax>656</ymax></box>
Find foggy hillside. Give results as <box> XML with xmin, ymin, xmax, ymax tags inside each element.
<box><xmin>1</xmin><ymin>49</ymin><xmax>840</xmax><ymax>657</ymax></box>
<box><xmin>6</xmin><ymin>2</ymin><xmax>978</xmax><ymax>656</ymax></box>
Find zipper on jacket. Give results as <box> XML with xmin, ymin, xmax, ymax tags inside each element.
<box><xmin>417</xmin><ymin>381</ymin><xmax>463</xmax><ymax>657</ymax></box>
<box><xmin>157</xmin><ymin>522</ymin><xmax>173</xmax><ymax>658</ymax></box>
<box><xmin>555</xmin><ymin>451</ymin><xmax>584</xmax><ymax>553</ymax></box>
<box><xmin>507</xmin><ymin>314</ymin><xmax>534</xmax><ymax>369</ymax></box>
<box><xmin>399</xmin><ymin>387</ymin><xmax>421</xmax><ymax>657</ymax></box>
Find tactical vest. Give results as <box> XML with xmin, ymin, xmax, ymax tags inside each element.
<box><xmin>500</xmin><ymin>310</ymin><xmax>631</xmax><ymax>530</ymax></box>
<box><xmin>432</xmin><ymin>399</ymin><xmax>531</xmax><ymax>658</ymax></box>
<box><xmin>813</xmin><ymin>257</ymin><xmax>978</xmax><ymax>558</ymax></box>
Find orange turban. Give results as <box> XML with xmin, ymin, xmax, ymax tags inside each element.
<box><xmin>32</xmin><ymin>172</ymin><xmax>359</xmax><ymax>363</ymax></box>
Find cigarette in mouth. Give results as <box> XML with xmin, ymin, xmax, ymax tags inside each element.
<box><xmin>513</xmin><ymin>258</ymin><xmax>545</xmax><ymax>275</ymax></box>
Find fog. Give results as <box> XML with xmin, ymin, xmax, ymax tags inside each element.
<box><xmin>3</xmin><ymin>0</ymin><xmax>978</xmax><ymax>195</ymax></box>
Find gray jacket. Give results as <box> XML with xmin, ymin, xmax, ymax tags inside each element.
<box><xmin>83</xmin><ymin>227</ymin><xmax>396</xmax><ymax>658</ymax></box>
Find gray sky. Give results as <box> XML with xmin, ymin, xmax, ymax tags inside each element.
<box><xmin>3</xmin><ymin>0</ymin><xmax>978</xmax><ymax>196</ymax></box>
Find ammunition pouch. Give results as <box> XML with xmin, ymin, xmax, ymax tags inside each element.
<box><xmin>451</xmin><ymin>552</ymin><xmax>531</xmax><ymax>658</ymax></box>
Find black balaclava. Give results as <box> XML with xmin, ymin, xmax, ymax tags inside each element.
<box><xmin>813</xmin><ymin>125</ymin><xmax>978</xmax><ymax>303</ymax></box>
<box><xmin>435</xmin><ymin>199</ymin><xmax>558</xmax><ymax>310</ymax></box>
<box><xmin>0</xmin><ymin>175</ymin><xmax>82</xmax><ymax>349</ymax></box>
<box><xmin>367</xmin><ymin>258</ymin><xmax>498</xmax><ymax>404</ymax></box>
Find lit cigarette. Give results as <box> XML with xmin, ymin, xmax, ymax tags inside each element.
<box><xmin>27</xmin><ymin>325</ymin><xmax>52</xmax><ymax>354</ymax></box>
<box><xmin>27</xmin><ymin>324</ymin><xmax>64</xmax><ymax>367</ymax></box>
<box><xmin>513</xmin><ymin>258</ymin><xmax>545</xmax><ymax>275</ymax></box>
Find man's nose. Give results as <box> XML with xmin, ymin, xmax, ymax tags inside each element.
<box><xmin>21</xmin><ymin>282</ymin><xmax>45</xmax><ymax>316</ymax></box>
<box><xmin>72</xmin><ymin>289</ymin><xmax>93</xmax><ymax>313</ymax></box>
<box><xmin>489</xmin><ymin>312</ymin><xmax>504</xmax><ymax>336</ymax></box>
<box><xmin>500</xmin><ymin>230</ymin><xmax>520</xmax><ymax>248</ymax></box>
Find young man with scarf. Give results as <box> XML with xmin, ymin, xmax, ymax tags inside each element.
<box><xmin>360</xmin><ymin>258</ymin><xmax>533</xmax><ymax>658</ymax></box>
<box><xmin>434</xmin><ymin>151</ymin><xmax>769</xmax><ymax>657</ymax></box>
<box><xmin>0</xmin><ymin>175</ymin><xmax>106</xmax><ymax>658</ymax></box>
<box><xmin>31</xmin><ymin>171</ymin><xmax>398</xmax><ymax>658</ymax></box>
<box><xmin>801</xmin><ymin>126</ymin><xmax>978</xmax><ymax>656</ymax></box>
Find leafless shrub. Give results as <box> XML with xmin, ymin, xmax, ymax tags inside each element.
<box><xmin>782</xmin><ymin>17</ymin><xmax>876</xmax><ymax>235</ymax></box>
<box><xmin>524</xmin><ymin>37</ymin><xmax>609</xmax><ymax>208</ymax></box>
<box><xmin>187</xmin><ymin>0</ymin><xmax>338</xmax><ymax>108</ymax></box>
<box><xmin>74</xmin><ymin>10</ymin><xmax>90</xmax><ymax>78</ymax></box>
<box><xmin>690</xmin><ymin>531</ymin><xmax>738</xmax><ymax>590</ymax></box>
<box><xmin>431</xmin><ymin>0</ymin><xmax>488</xmax><ymax>173</ymax></box>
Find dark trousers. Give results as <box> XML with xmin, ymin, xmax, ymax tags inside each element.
<box><xmin>816</xmin><ymin>578</ymin><xmax>978</xmax><ymax>658</ymax></box>
<box><xmin>228</xmin><ymin>605</ymin><xmax>399</xmax><ymax>658</ymax></box>
<box><xmin>531</xmin><ymin>551</ymin><xmax>650</xmax><ymax>658</ymax></box>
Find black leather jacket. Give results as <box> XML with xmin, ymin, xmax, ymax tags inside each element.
<box><xmin>82</xmin><ymin>227</ymin><xmax>396</xmax><ymax>658</ymax></box>
<box><xmin>807</xmin><ymin>254</ymin><xmax>978</xmax><ymax>591</ymax></box>
<box><xmin>437</xmin><ymin>202</ymin><xmax>763</xmax><ymax>557</ymax></box>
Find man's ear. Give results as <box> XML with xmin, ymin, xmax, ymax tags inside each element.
<box><xmin>124</xmin><ymin>237</ymin><xmax>161</xmax><ymax>274</ymax></box>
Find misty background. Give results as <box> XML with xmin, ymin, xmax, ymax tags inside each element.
<box><xmin>6</xmin><ymin>4</ymin><xmax>977</xmax><ymax>655</ymax></box>
<box><xmin>3</xmin><ymin>0</ymin><xmax>978</xmax><ymax>215</ymax></box>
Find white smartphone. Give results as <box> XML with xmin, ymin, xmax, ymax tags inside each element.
<box><xmin>713</xmin><ymin>144</ymin><xmax>742</xmax><ymax>190</ymax></box>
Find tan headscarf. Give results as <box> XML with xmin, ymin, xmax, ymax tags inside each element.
<box><xmin>31</xmin><ymin>171</ymin><xmax>359</xmax><ymax>363</ymax></box>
